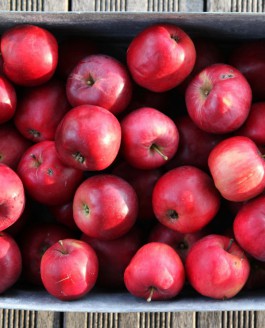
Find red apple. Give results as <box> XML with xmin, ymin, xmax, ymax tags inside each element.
<box><xmin>40</xmin><ymin>238</ymin><xmax>98</xmax><ymax>301</ymax></box>
<box><xmin>57</xmin><ymin>37</ymin><xmax>98</xmax><ymax>79</ymax></box>
<box><xmin>124</xmin><ymin>242</ymin><xmax>185</xmax><ymax>301</ymax></box>
<box><xmin>185</xmin><ymin>234</ymin><xmax>250</xmax><ymax>299</ymax></box>
<box><xmin>66</xmin><ymin>54</ymin><xmax>132</xmax><ymax>115</ymax></box>
<box><xmin>229</xmin><ymin>40</ymin><xmax>265</xmax><ymax>101</ymax></box>
<box><xmin>73</xmin><ymin>174</ymin><xmax>138</xmax><ymax>240</ymax></box>
<box><xmin>0</xmin><ymin>163</ymin><xmax>25</xmax><ymax>231</ymax></box>
<box><xmin>208</xmin><ymin>136</ymin><xmax>265</xmax><ymax>202</ymax></box>
<box><xmin>0</xmin><ymin>75</ymin><xmax>17</xmax><ymax>124</ymax></box>
<box><xmin>1</xmin><ymin>24</ymin><xmax>58</xmax><ymax>86</ymax></box>
<box><xmin>55</xmin><ymin>104</ymin><xmax>121</xmax><ymax>171</ymax></box>
<box><xmin>81</xmin><ymin>226</ymin><xmax>143</xmax><ymax>289</ymax></box>
<box><xmin>233</xmin><ymin>195</ymin><xmax>265</xmax><ymax>261</ymax></box>
<box><xmin>0</xmin><ymin>122</ymin><xmax>31</xmax><ymax>170</ymax></box>
<box><xmin>126</xmin><ymin>23</ymin><xmax>196</xmax><ymax>92</ymax></box>
<box><xmin>120</xmin><ymin>107</ymin><xmax>179</xmax><ymax>170</ymax></box>
<box><xmin>152</xmin><ymin>166</ymin><xmax>220</xmax><ymax>233</ymax></box>
<box><xmin>49</xmin><ymin>201</ymin><xmax>79</xmax><ymax>231</ymax></box>
<box><xmin>17</xmin><ymin>140</ymin><xmax>83</xmax><ymax>206</ymax></box>
<box><xmin>185</xmin><ymin>63</ymin><xmax>252</xmax><ymax>134</ymax></box>
<box><xmin>14</xmin><ymin>78</ymin><xmax>70</xmax><ymax>142</ymax></box>
<box><xmin>0</xmin><ymin>231</ymin><xmax>22</xmax><ymax>293</ymax></box>
<box><xmin>19</xmin><ymin>222</ymin><xmax>75</xmax><ymax>286</ymax></box>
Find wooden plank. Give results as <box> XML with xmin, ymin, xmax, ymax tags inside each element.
<box><xmin>206</xmin><ymin>0</ymin><xmax>265</xmax><ymax>12</ymax></box>
<box><xmin>0</xmin><ymin>0</ymin><xmax>10</xmax><ymax>10</ymax></box>
<box><xmin>36</xmin><ymin>311</ymin><xmax>61</xmax><ymax>328</ymax></box>
<box><xmin>255</xmin><ymin>311</ymin><xmax>265</xmax><ymax>328</ymax></box>
<box><xmin>43</xmin><ymin>0</ymin><xmax>69</xmax><ymax>11</ymax></box>
<box><xmin>63</xmin><ymin>312</ymin><xmax>87</xmax><ymax>328</ymax></box>
<box><xmin>171</xmin><ymin>312</ymin><xmax>195</xmax><ymax>328</ymax></box>
<box><xmin>196</xmin><ymin>312</ymin><xmax>222</xmax><ymax>328</ymax></box>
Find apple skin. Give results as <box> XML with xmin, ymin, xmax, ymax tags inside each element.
<box><xmin>152</xmin><ymin>165</ymin><xmax>220</xmax><ymax>234</ymax></box>
<box><xmin>0</xmin><ymin>75</ymin><xmax>17</xmax><ymax>124</ymax></box>
<box><xmin>1</xmin><ymin>24</ymin><xmax>58</xmax><ymax>86</ymax></box>
<box><xmin>40</xmin><ymin>238</ymin><xmax>98</xmax><ymax>301</ymax></box>
<box><xmin>18</xmin><ymin>222</ymin><xmax>75</xmax><ymax>286</ymax></box>
<box><xmin>235</xmin><ymin>102</ymin><xmax>265</xmax><ymax>146</ymax></box>
<box><xmin>185</xmin><ymin>234</ymin><xmax>250</xmax><ymax>299</ymax></box>
<box><xmin>66</xmin><ymin>54</ymin><xmax>132</xmax><ymax>115</ymax></box>
<box><xmin>17</xmin><ymin>141</ymin><xmax>83</xmax><ymax>206</ymax></box>
<box><xmin>0</xmin><ymin>122</ymin><xmax>32</xmax><ymax>170</ymax></box>
<box><xmin>124</xmin><ymin>242</ymin><xmax>185</xmax><ymax>301</ymax></box>
<box><xmin>81</xmin><ymin>226</ymin><xmax>143</xmax><ymax>289</ymax></box>
<box><xmin>126</xmin><ymin>23</ymin><xmax>196</xmax><ymax>92</ymax></box>
<box><xmin>120</xmin><ymin>107</ymin><xmax>179</xmax><ymax>170</ymax></box>
<box><xmin>0</xmin><ymin>163</ymin><xmax>25</xmax><ymax>231</ymax></box>
<box><xmin>208</xmin><ymin>136</ymin><xmax>265</xmax><ymax>202</ymax></box>
<box><xmin>55</xmin><ymin>104</ymin><xmax>121</xmax><ymax>171</ymax></box>
<box><xmin>233</xmin><ymin>195</ymin><xmax>265</xmax><ymax>261</ymax></box>
<box><xmin>49</xmin><ymin>201</ymin><xmax>79</xmax><ymax>231</ymax></box>
<box><xmin>57</xmin><ymin>37</ymin><xmax>98</xmax><ymax>79</ymax></box>
<box><xmin>73</xmin><ymin>174</ymin><xmax>138</xmax><ymax>240</ymax></box>
<box><xmin>185</xmin><ymin>63</ymin><xmax>252</xmax><ymax>134</ymax></box>
<box><xmin>229</xmin><ymin>40</ymin><xmax>265</xmax><ymax>101</ymax></box>
<box><xmin>148</xmin><ymin>223</ymin><xmax>208</xmax><ymax>262</ymax></box>
<box><xmin>14</xmin><ymin>78</ymin><xmax>70</xmax><ymax>142</ymax></box>
<box><xmin>0</xmin><ymin>232</ymin><xmax>22</xmax><ymax>293</ymax></box>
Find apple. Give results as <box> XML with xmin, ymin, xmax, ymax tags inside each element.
<box><xmin>120</xmin><ymin>107</ymin><xmax>179</xmax><ymax>170</ymax></box>
<box><xmin>208</xmin><ymin>136</ymin><xmax>265</xmax><ymax>202</ymax></box>
<box><xmin>124</xmin><ymin>242</ymin><xmax>185</xmax><ymax>301</ymax></box>
<box><xmin>0</xmin><ymin>163</ymin><xmax>25</xmax><ymax>231</ymax></box>
<box><xmin>148</xmin><ymin>223</ymin><xmax>208</xmax><ymax>262</ymax></box>
<box><xmin>73</xmin><ymin>174</ymin><xmax>138</xmax><ymax>240</ymax></box>
<box><xmin>112</xmin><ymin>161</ymin><xmax>162</xmax><ymax>222</ymax></box>
<box><xmin>40</xmin><ymin>238</ymin><xmax>98</xmax><ymax>301</ymax></box>
<box><xmin>229</xmin><ymin>40</ymin><xmax>265</xmax><ymax>101</ymax></box>
<box><xmin>1</xmin><ymin>24</ymin><xmax>58</xmax><ymax>86</ymax></box>
<box><xmin>0</xmin><ymin>74</ymin><xmax>17</xmax><ymax>124</ymax></box>
<box><xmin>66</xmin><ymin>54</ymin><xmax>132</xmax><ymax>115</ymax></box>
<box><xmin>235</xmin><ymin>102</ymin><xmax>265</xmax><ymax>146</ymax></box>
<box><xmin>49</xmin><ymin>201</ymin><xmax>79</xmax><ymax>231</ymax></box>
<box><xmin>126</xmin><ymin>23</ymin><xmax>196</xmax><ymax>92</ymax></box>
<box><xmin>185</xmin><ymin>63</ymin><xmax>252</xmax><ymax>134</ymax></box>
<box><xmin>55</xmin><ymin>104</ymin><xmax>121</xmax><ymax>171</ymax></box>
<box><xmin>0</xmin><ymin>122</ymin><xmax>32</xmax><ymax>170</ymax></box>
<box><xmin>81</xmin><ymin>226</ymin><xmax>143</xmax><ymax>289</ymax></box>
<box><xmin>18</xmin><ymin>222</ymin><xmax>75</xmax><ymax>286</ymax></box>
<box><xmin>186</xmin><ymin>234</ymin><xmax>250</xmax><ymax>299</ymax></box>
<box><xmin>0</xmin><ymin>232</ymin><xmax>22</xmax><ymax>293</ymax></box>
<box><xmin>152</xmin><ymin>165</ymin><xmax>220</xmax><ymax>233</ymax></box>
<box><xmin>233</xmin><ymin>195</ymin><xmax>265</xmax><ymax>261</ymax></box>
<box><xmin>17</xmin><ymin>140</ymin><xmax>83</xmax><ymax>206</ymax></box>
<box><xmin>14</xmin><ymin>78</ymin><xmax>70</xmax><ymax>142</ymax></box>
<box><xmin>57</xmin><ymin>37</ymin><xmax>98</xmax><ymax>79</ymax></box>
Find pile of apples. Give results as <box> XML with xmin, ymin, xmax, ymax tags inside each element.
<box><xmin>1</xmin><ymin>21</ymin><xmax>265</xmax><ymax>303</ymax></box>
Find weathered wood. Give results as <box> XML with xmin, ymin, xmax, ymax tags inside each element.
<box><xmin>63</xmin><ymin>312</ymin><xmax>87</xmax><ymax>328</ymax></box>
<box><xmin>170</xmin><ymin>311</ymin><xmax>195</xmax><ymax>328</ymax></box>
<box><xmin>36</xmin><ymin>311</ymin><xmax>61</xmax><ymax>328</ymax></box>
<box><xmin>43</xmin><ymin>0</ymin><xmax>69</xmax><ymax>11</ymax></box>
<box><xmin>0</xmin><ymin>0</ymin><xmax>10</xmax><ymax>10</ymax></box>
<box><xmin>206</xmin><ymin>0</ymin><xmax>265</xmax><ymax>12</ymax></box>
<box><xmin>255</xmin><ymin>311</ymin><xmax>265</xmax><ymax>328</ymax></box>
<box><xmin>196</xmin><ymin>311</ymin><xmax>222</xmax><ymax>328</ymax></box>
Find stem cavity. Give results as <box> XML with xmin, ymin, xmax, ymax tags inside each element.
<box><xmin>150</xmin><ymin>144</ymin><xmax>168</xmax><ymax>161</ymax></box>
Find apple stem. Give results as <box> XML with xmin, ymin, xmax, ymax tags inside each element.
<box><xmin>147</xmin><ymin>286</ymin><xmax>155</xmax><ymax>302</ymax></box>
<box><xmin>58</xmin><ymin>240</ymin><xmax>68</xmax><ymax>255</ymax></box>
<box><xmin>150</xmin><ymin>144</ymin><xmax>168</xmax><ymax>161</ymax></box>
<box><xmin>226</xmin><ymin>238</ymin><xmax>234</xmax><ymax>252</ymax></box>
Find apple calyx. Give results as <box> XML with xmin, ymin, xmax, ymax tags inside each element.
<box><xmin>86</xmin><ymin>74</ymin><xmax>95</xmax><ymax>87</ymax></box>
<box><xmin>31</xmin><ymin>154</ymin><xmax>42</xmax><ymax>168</ymax></box>
<box><xmin>220</xmin><ymin>73</ymin><xmax>234</xmax><ymax>80</ymax></box>
<box><xmin>47</xmin><ymin>168</ymin><xmax>53</xmax><ymax>176</ymax></box>
<box><xmin>28</xmin><ymin>128</ymin><xmax>41</xmax><ymax>139</ymax></box>
<box><xmin>147</xmin><ymin>286</ymin><xmax>156</xmax><ymax>302</ymax></box>
<box><xmin>82</xmin><ymin>203</ymin><xmax>90</xmax><ymax>216</ymax></box>
<box><xmin>72</xmin><ymin>151</ymin><xmax>85</xmax><ymax>164</ymax></box>
<box><xmin>167</xmin><ymin>209</ymin><xmax>179</xmax><ymax>220</ymax></box>
<box><xmin>150</xmin><ymin>144</ymin><xmax>168</xmax><ymax>160</ymax></box>
<box><xmin>170</xmin><ymin>34</ymin><xmax>180</xmax><ymax>43</ymax></box>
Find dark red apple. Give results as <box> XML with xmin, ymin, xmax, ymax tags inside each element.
<box><xmin>81</xmin><ymin>226</ymin><xmax>143</xmax><ymax>289</ymax></box>
<box><xmin>0</xmin><ymin>75</ymin><xmax>17</xmax><ymax>124</ymax></box>
<box><xmin>0</xmin><ymin>232</ymin><xmax>22</xmax><ymax>293</ymax></box>
<box><xmin>14</xmin><ymin>78</ymin><xmax>70</xmax><ymax>142</ymax></box>
<box><xmin>49</xmin><ymin>201</ymin><xmax>79</xmax><ymax>231</ymax></box>
<box><xmin>152</xmin><ymin>166</ymin><xmax>220</xmax><ymax>233</ymax></box>
<box><xmin>126</xmin><ymin>23</ymin><xmax>196</xmax><ymax>92</ymax></box>
<box><xmin>185</xmin><ymin>63</ymin><xmax>252</xmax><ymax>134</ymax></box>
<box><xmin>0</xmin><ymin>122</ymin><xmax>31</xmax><ymax>170</ymax></box>
<box><xmin>0</xmin><ymin>163</ymin><xmax>25</xmax><ymax>231</ymax></box>
<box><xmin>120</xmin><ymin>107</ymin><xmax>179</xmax><ymax>170</ymax></box>
<box><xmin>124</xmin><ymin>242</ymin><xmax>185</xmax><ymax>301</ymax></box>
<box><xmin>19</xmin><ymin>222</ymin><xmax>74</xmax><ymax>286</ymax></box>
<box><xmin>66</xmin><ymin>54</ymin><xmax>132</xmax><ymax>115</ymax></box>
<box><xmin>17</xmin><ymin>140</ymin><xmax>83</xmax><ymax>206</ymax></box>
<box><xmin>185</xmin><ymin>234</ymin><xmax>250</xmax><ymax>299</ymax></box>
<box><xmin>1</xmin><ymin>24</ymin><xmax>58</xmax><ymax>86</ymax></box>
<box><xmin>40</xmin><ymin>238</ymin><xmax>98</xmax><ymax>301</ymax></box>
<box><xmin>208</xmin><ymin>136</ymin><xmax>265</xmax><ymax>202</ymax></box>
<box><xmin>73</xmin><ymin>174</ymin><xmax>138</xmax><ymax>240</ymax></box>
<box><xmin>55</xmin><ymin>104</ymin><xmax>121</xmax><ymax>171</ymax></box>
